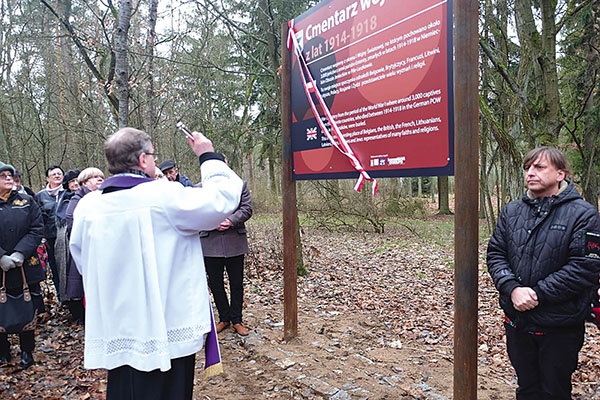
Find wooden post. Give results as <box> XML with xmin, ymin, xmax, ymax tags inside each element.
<box><xmin>453</xmin><ymin>0</ymin><xmax>479</xmax><ymax>398</ymax></box>
<box><xmin>280</xmin><ymin>22</ymin><xmax>298</xmax><ymax>340</ymax></box>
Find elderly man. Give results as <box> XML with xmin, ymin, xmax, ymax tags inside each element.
<box><xmin>69</xmin><ymin>127</ymin><xmax>242</xmax><ymax>400</ymax></box>
<box><xmin>158</xmin><ymin>159</ymin><xmax>193</xmax><ymax>187</ymax></box>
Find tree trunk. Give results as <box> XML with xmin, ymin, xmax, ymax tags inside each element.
<box><xmin>144</xmin><ymin>0</ymin><xmax>158</xmax><ymax>134</ymax></box>
<box><xmin>582</xmin><ymin>81</ymin><xmax>599</xmax><ymax>208</ymax></box>
<box><xmin>115</xmin><ymin>0</ymin><xmax>132</xmax><ymax>128</ymax></box>
<box><xmin>514</xmin><ymin>0</ymin><xmax>561</xmax><ymax>142</ymax></box>
<box><xmin>438</xmin><ymin>175</ymin><xmax>451</xmax><ymax>214</ymax></box>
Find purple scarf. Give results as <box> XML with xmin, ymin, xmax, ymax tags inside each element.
<box><xmin>203</xmin><ymin>308</ymin><xmax>223</xmax><ymax>377</ymax></box>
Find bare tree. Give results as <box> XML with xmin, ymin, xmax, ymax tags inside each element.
<box><xmin>144</xmin><ymin>0</ymin><xmax>159</xmax><ymax>134</ymax></box>
<box><xmin>115</xmin><ymin>0</ymin><xmax>132</xmax><ymax>127</ymax></box>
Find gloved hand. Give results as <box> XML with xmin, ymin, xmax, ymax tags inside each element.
<box><xmin>9</xmin><ymin>251</ymin><xmax>25</xmax><ymax>267</ymax></box>
<box><xmin>0</xmin><ymin>255</ymin><xmax>16</xmax><ymax>272</ymax></box>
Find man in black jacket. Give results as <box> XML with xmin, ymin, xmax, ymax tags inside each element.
<box><xmin>487</xmin><ymin>146</ymin><xmax>600</xmax><ymax>400</ymax></box>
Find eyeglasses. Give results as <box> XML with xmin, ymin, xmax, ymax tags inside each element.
<box><xmin>146</xmin><ymin>152</ymin><xmax>159</xmax><ymax>161</ymax></box>
<box><xmin>48</xmin><ymin>172</ymin><xmax>63</xmax><ymax>177</ymax></box>
<box><xmin>0</xmin><ymin>173</ymin><xmax>13</xmax><ymax>180</ymax></box>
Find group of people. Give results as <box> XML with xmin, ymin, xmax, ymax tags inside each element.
<box><xmin>44</xmin><ymin>166</ymin><xmax>106</xmax><ymax>324</ymax></box>
<box><xmin>0</xmin><ymin>162</ymin><xmax>107</xmax><ymax>367</ymax></box>
<box><xmin>3</xmin><ymin>137</ymin><xmax>600</xmax><ymax>399</ymax></box>
<box><xmin>1</xmin><ymin>127</ymin><xmax>253</xmax><ymax>400</ymax></box>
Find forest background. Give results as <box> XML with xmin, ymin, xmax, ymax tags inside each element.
<box><xmin>0</xmin><ymin>0</ymin><xmax>598</xmax><ymax>223</ymax></box>
<box><xmin>0</xmin><ymin>1</ymin><xmax>599</xmax><ymax>398</ymax></box>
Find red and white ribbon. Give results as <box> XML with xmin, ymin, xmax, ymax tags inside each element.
<box><xmin>288</xmin><ymin>20</ymin><xmax>378</xmax><ymax>196</ymax></box>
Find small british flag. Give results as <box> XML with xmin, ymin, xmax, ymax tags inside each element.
<box><xmin>306</xmin><ymin>127</ymin><xmax>318</xmax><ymax>140</ymax></box>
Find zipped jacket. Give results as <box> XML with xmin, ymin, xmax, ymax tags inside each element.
<box><xmin>35</xmin><ymin>187</ymin><xmax>63</xmax><ymax>238</ymax></box>
<box><xmin>487</xmin><ymin>181</ymin><xmax>600</xmax><ymax>332</ymax></box>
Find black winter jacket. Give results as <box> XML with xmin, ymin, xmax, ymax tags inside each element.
<box><xmin>487</xmin><ymin>181</ymin><xmax>600</xmax><ymax>332</ymax></box>
<box><xmin>0</xmin><ymin>190</ymin><xmax>45</xmax><ymax>289</ymax></box>
<box><xmin>35</xmin><ymin>188</ymin><xmax>62</xmax><ymax>239</ymax></box>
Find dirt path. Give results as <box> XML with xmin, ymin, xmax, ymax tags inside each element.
<box><xmin>195</xmin><ymin>304</ymin><xmax>514</xmax><ymax>399</ymax></box>
<box><xmin>2</xmin><ymin>217</ymin><xmax>599</xmax><ymax>399</ymax></box>
<box><xmin>194</xmin><ymin>219</ymin><xmax>600</xmax><ymax>400</ymax></box>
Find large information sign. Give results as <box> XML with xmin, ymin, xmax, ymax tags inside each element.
<box><xmin>289</xmin><ymin>0</ymin><xmax>453</xmax><ymax>182</ymax></box>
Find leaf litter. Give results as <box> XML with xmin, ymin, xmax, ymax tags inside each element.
<box><xmin>1</xmin><ymin>215</ymin><xmax>599</xmax><ymax>399</ymax></box>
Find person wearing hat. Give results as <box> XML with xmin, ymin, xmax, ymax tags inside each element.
<box><xmin>56</xmin><ymin>169</ymin><xmax>82</xmax><ymax>228</ymax></box>
<box><xmin>0</xmin><ymin>161</ymin><xmax>45</xmax><ymax>368</ymax></box>
<box><xmin>54</xmin><ymin>168</ymin><xmax>81</xmax><ymax>311</ymax></box>
<box><xmin>158</xmin><ymin>159</ymin><xmax>194</xmax><ymax>187</ymax></box>
<box><xmin>12</xmin><ymin>169</ymin><xmax>35</xmax><ymax>197</ymax></box>
<box><xmin>0</xmin><ymin>161</ymin><xmax>16</xmax><ymax>191</ymax></box>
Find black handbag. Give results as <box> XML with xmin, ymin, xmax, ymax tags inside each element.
<box><xmin>0</xmin><ymin>266</ymin><xmax>39</xmax><ymax>333</ymax></box>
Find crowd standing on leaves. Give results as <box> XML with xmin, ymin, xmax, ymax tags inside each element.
<box><xmin>68</xmin><ymin>127</ymin><xmax>243</xmax><ymax>400</ymax></box>
<box><xmin>3</xmin><ymin>142</ymin><xmax>600</xmax><ymax>400</ymax></box>
<box><xmin>487</xmin><ymin>146</ymin><xmax>600</xmax><ymax>400</ymax></box>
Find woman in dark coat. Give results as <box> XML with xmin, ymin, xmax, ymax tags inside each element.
<box><xmin>0</xmin><ymin>162</ymin><xmax>45</xmax><ymax>368</ymax></box>
<box><xmin>54</xmin><ymin>169</ymin><xmax>80</xmax><ymax>305</ymax></box>
<box><xmin>64</xmin><ymin>167</ymin><xmax>104</xmax><ymax>324</ymax></box>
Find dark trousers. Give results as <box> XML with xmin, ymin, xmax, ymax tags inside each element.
<box><xmin>67</xmin><ymin>299</ymin><xmax>85</xmax><ymax>324</ymax></box>
<box><xmin>0</xmin><ymin>330</ymin><xmax>35</xmax><ymax>356</ymax></box>
<box><xmin>205</xmin><ymin>255</ymin><xmax>244</xmax><ymax>324</ymax></box>
<box><xmin>47</xmin><ymin>237</ymin><xmax>60</xmax><ymax>299</ymax></box>
<box><xmin>505</xmin><ymin>322</ymin><xmax>585</xmax><ymax>400</ymax></box>
<box><xmin>106</xmin><ymin>354</ymin><xmax>196</xmax><ymax>400</ymax></box>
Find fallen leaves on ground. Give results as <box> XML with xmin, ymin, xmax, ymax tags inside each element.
<box><xmin>1</xmin><ymin>214</ymin><xmax>599</xmax><ymax>399</ymax></box>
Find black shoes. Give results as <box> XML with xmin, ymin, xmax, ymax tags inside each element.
<box><xmin>20</xmin><ymin>351</ymin><xmax>34</xmax><ymax>369</ymax></box>
<box><xmin>0</xmin><ymin>353</ymin><xmax>11</xmax><ymax>366</ymax></box>
<box><xmin>0</xmin><ymin>351</ymin><xmax>34</xmax><ymax>368</ymax></box>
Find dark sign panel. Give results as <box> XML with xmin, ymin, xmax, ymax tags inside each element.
<box><xmin>289</xmin><ymin>0</ymin><xmax>453</xmax><ymax>181</ymax></box>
